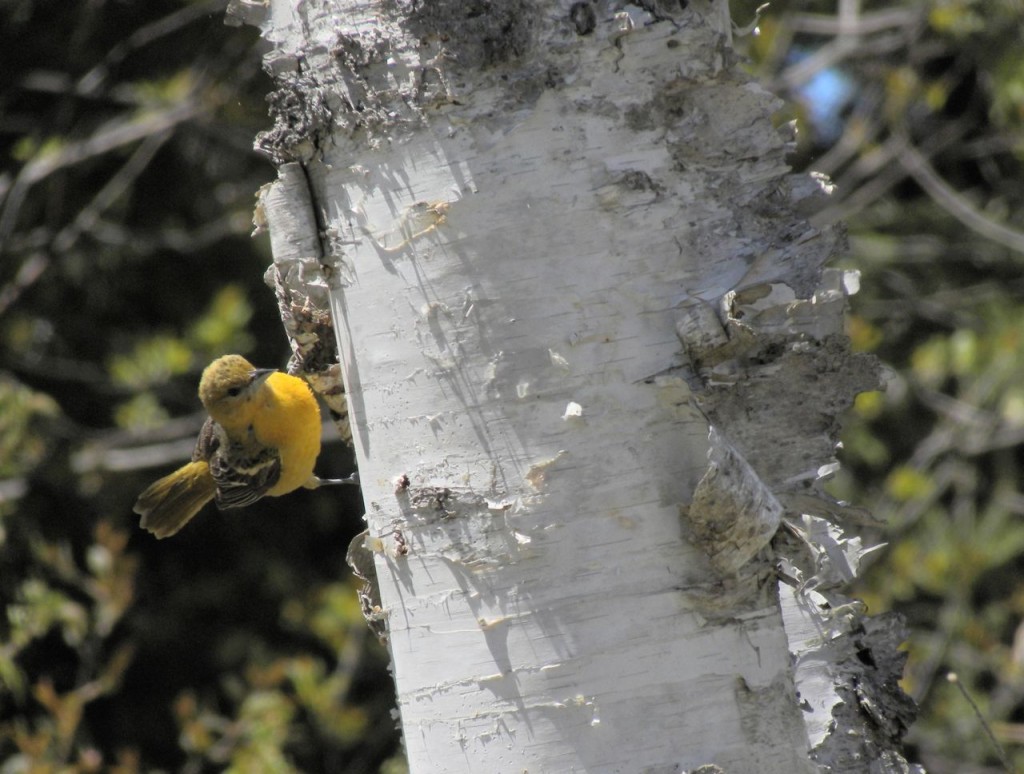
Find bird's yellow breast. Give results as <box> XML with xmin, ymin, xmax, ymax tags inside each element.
<box><xmin>252</xmin><ymin>372</ymin><xmax>322</xmax><ymax>496</ymax></box>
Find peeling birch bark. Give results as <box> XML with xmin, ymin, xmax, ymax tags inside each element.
<box><xmin>255</xmin><ymin>165</ymin><xmax>351</xmax><ymax>441</ymax></box>
<box><xmin>233</xmin><ymin>0</ymin><xmax>918</xmax><ymax>771</ymax></box>
<box><xmin>681</xmin><ymin>427</ymin><xmax>782</xmax><ymax>575</ymax></box>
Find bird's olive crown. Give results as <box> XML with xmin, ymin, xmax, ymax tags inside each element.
<box><xmin>198</xmin><ymin>354</ymin><xmax>261</xmax><ymax>411</ymax></box>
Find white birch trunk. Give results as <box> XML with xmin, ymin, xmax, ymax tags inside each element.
<box><xmin>231</xmin><ymin>0</ymin><xmax>919</xmax><ymax>770</ymax></box>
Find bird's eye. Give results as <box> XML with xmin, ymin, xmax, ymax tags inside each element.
<box><xmin>227</xmin><ymin>387</ymin><xmax>242</xmax><ymax>397</ymax></box>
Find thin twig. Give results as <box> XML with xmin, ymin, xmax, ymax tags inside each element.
<box><xmin>73</xmin><ymin>420</ymin><xmax>347</xmax><ymax>475</ymax></box>
<box><xmin>53</xmin><ymin>130</ymin><xmax>173</xmax><ymax>254</ymax></box>
<box><xmin>0</xmin><ymin>131</ymin><xmax>174</xmax><ymax>315</ymax></box>
<box><xmin>789</xmin><ymin>8</ymin><xmax>916</xmax><ymax>36</ymax></box>
<box><xmin>897</xmin><ymin>138</ymin><xmax>1024</xmax><ymax>255</ymax></box>
<box><xmin>77</xmin><ymin>0</ymin><xmax>229</xmax><ymax>96</ymax></box>
<box><xmin>811</xmin><ymin>118</ymin><xmax>971</xmax><ymax>226</ymax></box>
<box><xmin>0</xmin><ymin>100</ymin><xmax>201</xmax><ymax>244</ymax></box>
<box><xmin>947</xmin><ymin>673</ymin><xmax>1016</xmax><ymax>774</ymax></box>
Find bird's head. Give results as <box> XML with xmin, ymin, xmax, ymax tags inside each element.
<box><xmin>198</xmin><ymin>354</ymin><xmax>276</xmax><ymax>426</ymax></box>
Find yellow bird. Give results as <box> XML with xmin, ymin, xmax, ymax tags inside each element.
<box><xmin>133</xmin><ymin>354</ymin><xmax>357</xmax><ymax>539</ymax></box>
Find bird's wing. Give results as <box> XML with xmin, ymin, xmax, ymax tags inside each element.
<box><xmin>194</xmin><ymin>418</ymin><xmax>282</xmax><ymax>510</ymax></box>
<box><xmin>192</xmin><ymin>417</ymin><xmax>221</xmax><ymax>462</ymax></box>
<box><xmin>209</xmin><ymin>445</ymin><xmax>281</xmax><ymax>509</ymax></box>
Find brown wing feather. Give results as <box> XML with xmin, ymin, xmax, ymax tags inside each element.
<box><xmin>192</xmin><ymin>417</ymin><xmax>221</xmax><ymax>462</ymax></box>
<box><xmin>194</xmin><ymin>418</ymin><xmax>282</xmax><ymax>510</ymax></box>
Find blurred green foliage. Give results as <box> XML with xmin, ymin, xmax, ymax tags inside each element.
<box><xmin>0</xmin><ymin>2</ymin><xmax>400</xmax><ymax>771</ymax></box>
<box><xmin>739</xmin><ymin>0</ymin><xmax>1024</xmax><ymax>770</ymax></box>
<box><xmin>837</xmin><ymin>301</ymin><xmax>1024</xmax><ymax>771</ymax></box>
<box><xmin>0</xmin><ymin>376</ymin><xmax>59</xmax><ymax>481</ymax></box>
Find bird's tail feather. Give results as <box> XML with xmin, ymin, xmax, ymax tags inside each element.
<box><xmin>134</xmin><ymin>461</ymin><xmax>216</xmax><ymax>539</ymax></box>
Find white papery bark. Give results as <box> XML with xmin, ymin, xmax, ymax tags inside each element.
<box><xmin>232</xmin><ymin>0</ymin><xmax>918</xmax><ymax>771</ymax></box>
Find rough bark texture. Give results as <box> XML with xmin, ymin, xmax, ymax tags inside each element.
<box><xmin>233</xmin><ymin>0</ymin><xmax>918</xmax><ymax>771</ymax></box>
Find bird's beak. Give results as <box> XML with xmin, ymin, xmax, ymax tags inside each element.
<box><xmin>249</xmin><ymin>368</ymin><xmax>277</xmax><ymax>386</ymax></box>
